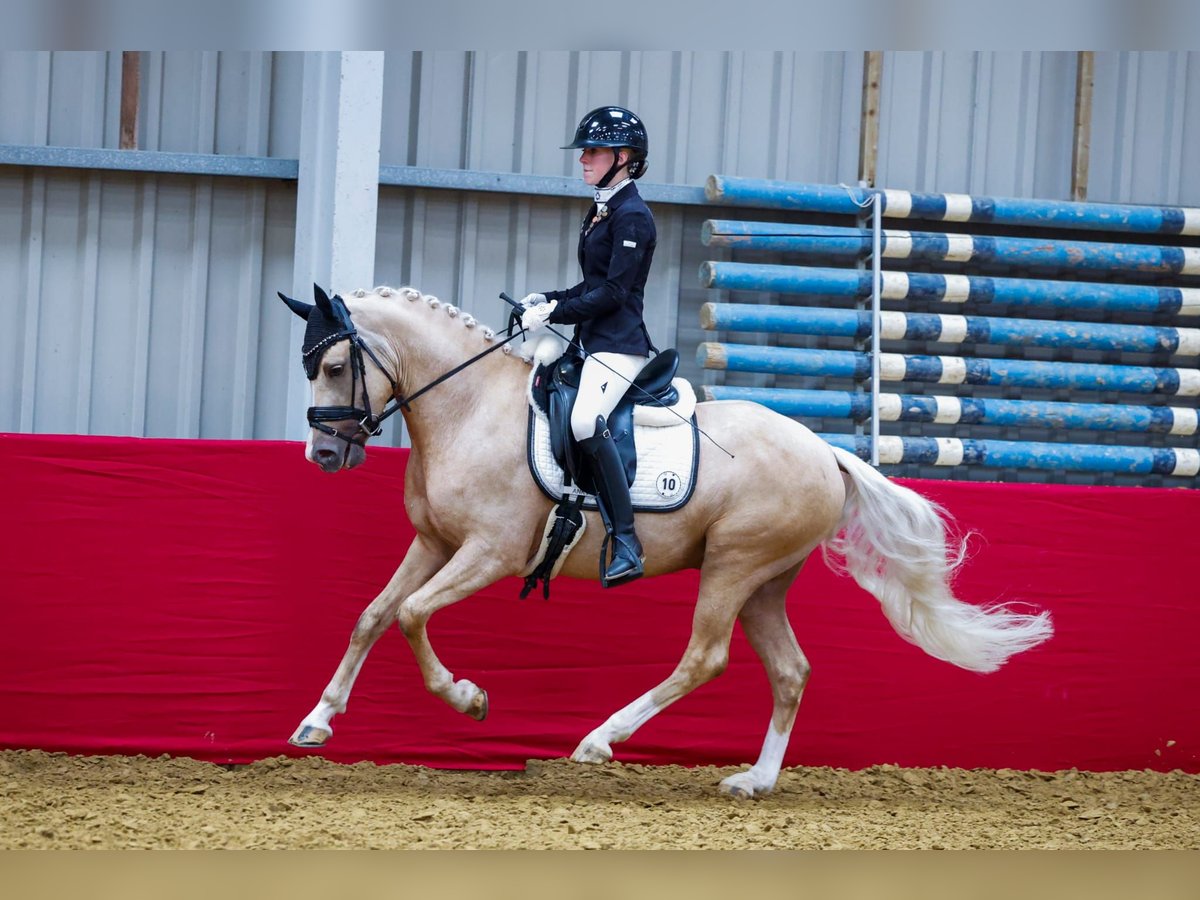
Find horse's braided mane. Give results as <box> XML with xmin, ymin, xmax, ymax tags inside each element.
<box><xmin>347</xmin><ymin>285</ymin><xmax>508</xmax><ymax>351</ymax></box>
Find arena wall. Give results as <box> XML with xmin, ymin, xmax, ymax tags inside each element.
<box><xmin>2</xmin><ymin>433</ymin><xmax>1195</xmax><ymax>773</ymax></box>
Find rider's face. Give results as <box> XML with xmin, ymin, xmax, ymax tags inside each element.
<box><xmin>580</xmin><ymin>147</ymin><xmax>626</xmax><ymax>187</ymax></box>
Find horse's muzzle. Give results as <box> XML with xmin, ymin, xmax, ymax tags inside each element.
<box><xmin>310</xmin><ymin>435</ymin><xmax>367</xmax><ymax>472</ymax></box>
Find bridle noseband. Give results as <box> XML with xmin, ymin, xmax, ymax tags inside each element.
<box><xmin>306</xmin><ymin>317</ymin><xmax>524</xmax><ymax>446</ymax></box>
<box><xmin>305</xmin><ymin>329</ymin><xmax>401</xmax><ymax>443</ymax></box>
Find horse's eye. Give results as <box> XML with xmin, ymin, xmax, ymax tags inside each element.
<box><xmin>328</xmin><ymin>364</ymin><xmax>345</xmax><ymax>378</ymax></box>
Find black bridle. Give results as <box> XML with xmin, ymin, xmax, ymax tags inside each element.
<box><xmin>306</xmin><ymin>320</ymin><xmax>524</xmax><ymax>446</ymax></box>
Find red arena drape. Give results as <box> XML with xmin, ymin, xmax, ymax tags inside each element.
<box><xmin>1</xmin><ymin>433</ymin><xmax>1196</xmax><ymax>773</ymax></box>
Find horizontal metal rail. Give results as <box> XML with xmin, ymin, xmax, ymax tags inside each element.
<box><xmin>702</xmin><ymin>385</ymin><xmax>1199</xmax><ymax>434</ymax></box>
<box><xmin>0</xmin><ymin>143</ymin><xmax>709</xmax><ymax>205</ymax></box>
<box><xmin>698</xmin><ymin>342</ymin><xmax>1200</xmax><ymax>395</ymax></box>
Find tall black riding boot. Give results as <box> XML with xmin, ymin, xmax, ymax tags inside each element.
<box><xmin>578</xmin><ymin>418</ymin><xmax>644</xmax><ymax>588</ymax></box>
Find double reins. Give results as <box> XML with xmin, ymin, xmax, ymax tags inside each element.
<box><xmin>307</xmin><ymin>317</ymin><xmax>524</xmax><ymax>445</ymax></box>
<box><xmin>309</xmin><ymin>291</ymin><xmax>733</xmax><ymax>460</ymax></box>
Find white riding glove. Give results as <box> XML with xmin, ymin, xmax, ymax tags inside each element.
<box><xmin>520</xmin><ymin>292</ymin><xmax>547</xmax><ymax>309</ymax></box>
<box><xmin>520</xmin><ymin>299</ymin><xmax>557</xmax><ymax>334</ymax></box>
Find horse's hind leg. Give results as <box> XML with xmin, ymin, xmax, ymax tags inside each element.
<box><xmin>570</xmin><ymin>560</ymin><xmax>758</xmax><ymax>767</ymax></box>
<box><xmin>719</xmin><ymin>562</ymin><xmax>810</xmax><ymax>800</ymax></box>
<box><xmin>289</xmin><ymin>536</ymin><xmax>447</xmax><ymax>747</ymax></box>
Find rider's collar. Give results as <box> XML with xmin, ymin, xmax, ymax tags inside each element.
<box><xmin>593</xmin><ymin>177</ymin><xmax>633</xmax><ymax>208</ymax></box>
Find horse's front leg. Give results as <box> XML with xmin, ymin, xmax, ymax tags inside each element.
<box><xmin>395</xmin><ymin>540</ymin><xmax>513</xmax><ymax>720</ymax></box>
<box><xmin>289</xmin><ymin>536</ymin><xmax>447</xmax><ymax>747</ymax></box>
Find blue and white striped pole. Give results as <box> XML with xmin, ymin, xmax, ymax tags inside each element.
<box><xmin>701</xmin><ymin>220</ymin><xmax>1200</xmax><ymax>278</ymax></box>
<box><xmin>699</xmin><ymin>303</ymin><xmax>1200</xmax><ymax>356</ymax></box>
<box><xmin>698</xmin><ymin>342</ymin><xmax>1200</xmax><ymax>396</ymax></box>
<box><xmin>705</xmin><ymin>175</ymin><xmax>1200</xmax><ymax>236</ymax></box>
<box><xmin>701</xmin><ymin>384</ymin><xmax>1200</xmax><ymax>435</ymax></box>
<box><xmin>819</xmin><ymin>433</ymin><xmax>1200</xmax><ymax>477</ymax></box>
<box><xmin>700</xmin><ymin>262</ymin><xmax>1200</xmax><ymax>317</ymax></box>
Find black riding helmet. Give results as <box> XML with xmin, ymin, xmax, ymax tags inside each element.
<box><xmin>562</xmin><ymin>105</ymin><xmax>648</xmax><ymax>185</ymax></box>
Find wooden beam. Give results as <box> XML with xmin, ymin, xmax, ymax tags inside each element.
<box><xmin>1071</xmin><ymin>51</ymin><xmax>1094</xmax><ymax>202</ymax></box>
<box><xmin>858</xmin><ymin>51</ymin><xmax>883</xmax><ymax>188</ymax></box>
<box><xmin>120</xmin><ymin>51</ymin><xmax>140</xmax><ymax>150</ymax></box>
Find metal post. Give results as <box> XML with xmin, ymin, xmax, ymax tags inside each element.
<box><xmin>286</xmin><ymin>51</ymin><xmax>386</xmax><ymax>443</ymax></box>
<box><xmin>870</xmin><ymin>191</ymin><xmax>882</xmax><ymax>466</ymax></box>
<box><xmin>853</xmin><ymin>182</ymin><xmax>871</xmax><ymax>448</ymax></box>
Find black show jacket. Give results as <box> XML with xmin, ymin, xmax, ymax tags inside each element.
<box><xmin>543</xmin><ymin>182</ymin><xmax>657</xmax><ymax>356</ymax></box>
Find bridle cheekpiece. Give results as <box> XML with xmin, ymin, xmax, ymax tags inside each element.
<box><xmin>279</xmin><ymin>284</ymin><xmax>523</xmax><ymax>447</ymax></box>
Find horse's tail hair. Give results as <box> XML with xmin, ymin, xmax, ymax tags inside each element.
<box><xmin>822</xmin><ymin>446</ymin><xmax>1053</xmax><ymax>674</ymax></box>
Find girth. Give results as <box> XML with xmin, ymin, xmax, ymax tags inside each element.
<box><xmin>531</xmin><ymin>348</ymin><xmax>681</xmax><ymax>493</ymax></box>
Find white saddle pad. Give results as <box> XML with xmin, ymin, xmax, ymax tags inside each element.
<box><xmin>526</xmin><ymin>377</ymin><xmax>699</xmax><ymax>513</ymax></box>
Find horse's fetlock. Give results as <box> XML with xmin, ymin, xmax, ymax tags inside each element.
<box><xmin>318</xmin><ymin>695</ymin><xmax>346</xmax><ymax>716</ymax></box>
<box><xmin>425</xmin><ymin>672</ymin><xmax>453</xmax><ymax>696</ymax></box>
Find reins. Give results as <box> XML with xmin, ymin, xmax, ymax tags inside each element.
<box><xmin>308</xmin><ymin>321</ymin><xmax>524</xmax><ymax>445</ymax></box>
<box><xmin>309</xmin><ymin>292</ymin><xmax>734</xmax><ymax>460</ymax></box>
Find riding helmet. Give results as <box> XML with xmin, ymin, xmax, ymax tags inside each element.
<box><xmin>562</xmin><ymin>106</ymin><xmax>648</xmax><ymax>179</ymax></box>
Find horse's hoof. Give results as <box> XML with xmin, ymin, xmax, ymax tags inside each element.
<box><xmin>288</xmin><ymin>724</ymin><xmax>331</xmax><ymax>747</ymax></box>
<box><xmin>468</xmin><ymin>688</ymin><xmax>489</xmax><ymax>722</ymax></box>
<box><xmin>449</xmin><ymin>679</ymin><xmax>489</xmax><ymax>721</ymax></box>
<box><xmin>570</xmin><ymin>735</ymin><xmax>613</xmax><ymax>764</ymax></box>
<box><xmin>719</xmin><ymin>772</ymin><xmax>766</xmax><ymax>800</ymax></box>
<box><xmin>719</xmin><ymin>782</ymin><xmax>755</xmax><ymax>800</ymax></box>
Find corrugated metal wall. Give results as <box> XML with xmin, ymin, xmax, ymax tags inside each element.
<box><xmin>2</xmin><ymin>51</ymin><xmax>1197</xmax><ymax>468</ymax></box>
<box><xmin>0</xmin><ymin>52</ymin><xmax>300</xmax><ymax>438</ymax></box>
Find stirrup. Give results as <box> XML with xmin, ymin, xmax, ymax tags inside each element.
<box><xmin>600</xmin><ymin>533</ymin><xmax>644</xmax><ymax>589</ymax></box>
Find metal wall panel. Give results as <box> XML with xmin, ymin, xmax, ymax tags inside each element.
<box><xmin>0</xmin><ymin>52</ymin><xmax>117</xmax><ymax>148</ymax></box>
<box><xmin>2</xmin><ymin>50</ymin><xmax>1198</xmax><ymax>460</ymax></box>
<box><xmin>876</xmin><ymin>51</ymin><xmax>1078</xmax><ymax>198</ymax></box>
<box><xmin>1089</xmin><ymin>51</ymin><xmax>1198</xmax><ymax>205</ymax></box>
<box><xmin>0</xmin><ymin>166</ymin><xmax>297</xmax><ymax>439</ymax></box>
<box><xmin>374</xmin><ymin>51</ymin><xmax>866</xmax><ymax>183</ymax></box>
<box><xmin>369</xmin><ymin>50</ymin><xmax>867</xmax><ymax>400</ymax></box>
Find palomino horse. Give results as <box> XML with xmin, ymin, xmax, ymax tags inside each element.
<box><xmin>279</xmin><ymin>284</ymin><xmax>1053</xmax><ymax>799</ymax></box>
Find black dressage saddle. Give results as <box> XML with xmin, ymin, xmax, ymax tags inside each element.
<box><xmin>531</xmin><ymin>348</ymin><xmax>680</xmax><ymax>493</ymax></box>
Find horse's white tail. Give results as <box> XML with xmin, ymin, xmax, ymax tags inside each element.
<box><xmin>822</xmin><ymin>446</ymin><xmax>1053</xmax><ymax>673</ymax></box>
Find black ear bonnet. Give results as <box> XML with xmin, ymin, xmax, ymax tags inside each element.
<box><xmin>278</xmin><ymin>285</ymin><xmax>357</xmax><ymax>380</ymax></box>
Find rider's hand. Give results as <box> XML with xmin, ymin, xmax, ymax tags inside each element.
<box><xmin>520</xmin><ymin>292</ymin><xmax>547</xmax><ymax>309</ymax></box>
<box><xmin>521</xmin><ymin>299</ymin><xmax>557</xmax><ymax>334</ymax></box>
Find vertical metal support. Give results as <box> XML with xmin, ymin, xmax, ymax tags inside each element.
<box><xmin>286</xmin><ymin>51</ymin><xmax>386</xmax><ymax>443</ymax></box>
<box><xmin>1071</xmin><ymin>51</ymin><xmax>1094</xmax><ymax>202</ymax></box>
<box><xmin>120</xmin><ymin>51</ymin><xmax>140</xmax><ymax>150</ymax></box>
<box><xmin>853</xmin><ymin>184</ymin><xmax>870</xmax><ymax>445</ymax></box>
<box><xmin>855</xmin><ymin>51</ymin><xmax>884</xmax><ymax>461</ymax></box>
<box><xmin>870</xmin><ymin>191</ymin><xmax>882</xmax><ymax>467</ymax></box>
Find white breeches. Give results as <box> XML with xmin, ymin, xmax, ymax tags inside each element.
<box><xmin>571</xmin><ymin>351</ymin><xmax>650</xmax><ymax>441</ymax></box>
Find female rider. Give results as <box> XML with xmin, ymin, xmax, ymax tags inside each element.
<box><xmin>520</xmin><ymin>105</ymin><xmax>657</xmax><ymax>588</ymax></box>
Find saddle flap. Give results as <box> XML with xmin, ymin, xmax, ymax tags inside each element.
<box><xmin>532</xmin><ymin>348</ymin><xmax>687</xmax><ymax>492</ymax></box>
